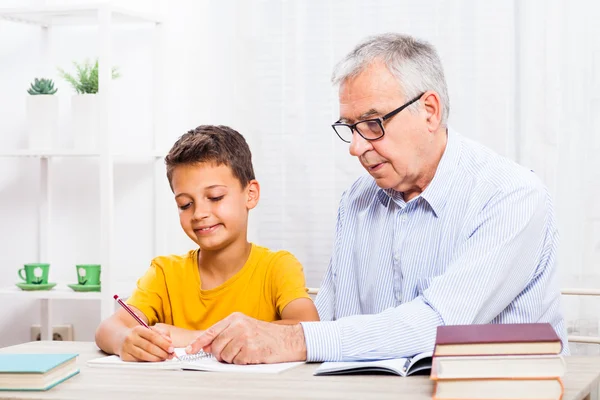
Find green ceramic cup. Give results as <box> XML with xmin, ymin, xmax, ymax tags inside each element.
<box><xmin>76</xmin><ymin>264</ymin><xmax>101</xmax><ymax>286</ymax></box>
<box><xmin>18</xmin><ymin>263</ymin><xmax>50</xmax><ymax>285</ymax></box>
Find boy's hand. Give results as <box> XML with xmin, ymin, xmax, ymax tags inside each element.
<box><xmin>152</xmin><ymin>323</ymin><xmax>172</xmax><ymax>338</ymax></box>
<box><xmin>153</xmin><ymin>323</ymin><xmax>204</xmax><ymax>348</ymax></box>
<box><xmin>118</xmin><ymin>325</ymin><xmax>174</xmax><ymax>362</ymax></box>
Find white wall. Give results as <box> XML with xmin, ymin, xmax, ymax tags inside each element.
<box><xmin>0</xmin><ymin>0</ymin><xmax>598</xmax><ymax>351</ymax></box>
<box><xmin>515</xmin><ymin>0</ymin><xmax>600</xmax><ymax>353</ymax></box>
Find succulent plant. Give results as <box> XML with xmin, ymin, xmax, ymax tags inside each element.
<box><xmin>27</xmin><ymin>78</ymin><xmax>58</xmax><ymax>95</ymax></box>
<box><xmin>58</xmin><ymin>58</ymin><xmax>120</xmax><ymax>94</ymax></box>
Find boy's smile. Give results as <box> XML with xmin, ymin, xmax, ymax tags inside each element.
<box><xmin>193</xmin><ymin>223</ymin><xmax>222</xmax><ymax>236</ymax></box>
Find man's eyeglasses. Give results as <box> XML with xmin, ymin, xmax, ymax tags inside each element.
<box><xmin>331</xmin><ymin>92</ymin><xmax>425</xmax><ymax>143</ymax></box>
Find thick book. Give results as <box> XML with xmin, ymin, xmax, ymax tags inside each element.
<box><xmin>431</xmin><ymin>354</ymin><xmax>566</xmax><ymax>380</ymax></box>
<box><xmin>433</xmin><ymin>377</ymin><xmax>564</xmax><ymax>400</ymax></box>
<box><xmin>88</xmin><ymin>348</ymin><xmax>302</xmax><ymax>374</ymax></box>
<box><xmin>434</xmin><ymin>323</ymin><xmax>562</xmax><ymax>356</ymax></box>
<box><xmin>313</xmin><ymin>352</ymin><xmax>432</xmax><ymax>376</ymax></box>
<box><xmin>0</xmin><ymin>353</ymin><xmax>79</xmax><ymax>391</ymax></box>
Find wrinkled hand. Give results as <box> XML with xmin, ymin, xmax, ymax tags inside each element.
<box><xmin>119</xmin><ymin>325</ymin><xmax>174</xmax><ymax>362</ymax></box>
<box><xmin>186</xmin><ymin>312</ymin><xmax>307</xmax><ymax>365</ymax></box>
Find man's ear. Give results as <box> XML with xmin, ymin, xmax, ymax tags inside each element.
<box><xmin>246</xmin><ymin>180</ymin><xmax>260</xmax><ymax>210</ymax></box>
<box><xmin>422</xmin><ymin>90</ymin><xmax>442</xmax><ymax>132</ymax></box>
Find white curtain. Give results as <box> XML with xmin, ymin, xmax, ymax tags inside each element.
<box><xmin>180</xmin><ymin>0</ymin><xmax>518</xmax><ymax>286</ymax></box>
<box><xmin>516</xmin><ymin>0</ymin><xmax>600</xmax><ymax>352</ymax></box>
<box><xmin>172</xmin><ymin>0</ymin><xmax>600</xmax><ymax>350</ymax></box>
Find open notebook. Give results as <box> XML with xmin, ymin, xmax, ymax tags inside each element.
<box><xmin>314</xmin><ymin>352</ymin><xmax>432</xmax><ymax>376</ymax></box>
<box><xmin>88</xmin><ymin>348</ymin><xmax>302</xmax><ymax>374</ymax></box>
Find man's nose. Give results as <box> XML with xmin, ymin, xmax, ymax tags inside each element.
<box><xmin>349</xmin><ymin>130</ymin><xmax>373</xmax><ymax>157</ymax></box>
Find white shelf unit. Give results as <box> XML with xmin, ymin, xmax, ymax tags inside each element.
<box><xmin>0</xmin><ymin>3</ymin><xmax>161</xmax><ymax>27</ymax></box>
<box><xmin>0</xmin><ymin>3</ymin><xmax>165</xmax><ymax>340</ymax></box>
<box><xmin>0</xmin><ymin>150</ymin><xmax>165</xmax><ymax>158</ymax></box>
<box><xmin>0</xmin><ymin>286</ymin><xmax>102</xmax><ymax>300</ymax></box>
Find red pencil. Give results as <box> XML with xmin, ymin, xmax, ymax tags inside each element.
<box><xmin>113</xmin><ymin>294</ymin><xmax>149</xmax><ymax>328</ymax></box>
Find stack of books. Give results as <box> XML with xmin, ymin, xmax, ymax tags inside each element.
<box><xmin>430</xmin><ymin>323</ymin><xmax>565</xmax><ymax>400</ymax></box>
<box><xmin>0</xmin><ymin>353</ymin><xmax>79</xmax><ymax>391</ymax></box>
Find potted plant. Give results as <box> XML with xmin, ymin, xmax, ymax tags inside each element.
<box><xmin>58</xmin><ymin>59</ymin><xmax>120</xmax><ymax>150</ymax></box>
<box><xmin>25</xmin><ymin>78</ymin><xmax>59</xmax><ymax>150</ymax></box>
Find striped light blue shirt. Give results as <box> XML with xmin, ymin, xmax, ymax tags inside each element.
<box><xmin>300</xmin><ymin>128</ymin><xmax>569</xmax><ymax>362</ymax></box>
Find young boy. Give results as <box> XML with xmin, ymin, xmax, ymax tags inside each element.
<box><xmin>95</xmin><ymin>125</ymin><xmax>319</xmax><ymax>362</ymax></box>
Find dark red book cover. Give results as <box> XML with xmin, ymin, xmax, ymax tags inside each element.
<box><xmin>436</xmin><ymin>323</ymin><xmax>561</xmax><ymax>345</ymax></box>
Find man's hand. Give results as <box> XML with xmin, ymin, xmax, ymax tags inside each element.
<box><xmin>186</xmin><ymin>312</ymin><xmax>307</xmax><ymax>364</ymax></box>
<box><xmin>118</xmin><ymin>325</ymin><xmax>174</xmax><ymax>362</ymax></box>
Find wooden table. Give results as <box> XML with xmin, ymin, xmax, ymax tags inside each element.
<box><xmin>0</xmin><ymin>341</ymin><xmax>599</xmax><ymax>399</ymax></box>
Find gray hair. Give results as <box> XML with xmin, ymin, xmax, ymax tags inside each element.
<box><xmin>332</xmin><ymin>33</ymin><xmax>450</xmax><ymax>126</ymax></box>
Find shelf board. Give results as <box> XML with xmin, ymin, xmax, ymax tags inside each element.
<box><xmin>0</xmin><ymin>150</ymin><xmax>164</xmax><ymax>159</ymax></box>
<box><xmin>0</xmin><ymin>150</ymin><xmax>98</xmax><ymax>158</ymax></box>
<box><xmin>113</xmin><ymin>151</ymin><xmax>165</xmax><ymax>160</ymax></box>
<box><xmin>0</xmin><ymin>285</ymin><xmax>101</xmax><ymax>300</ymax></box>
<box><xmin>0</xmin><ymin>3</ymin><xmax>162</xmax><ymax>27</ymax></box>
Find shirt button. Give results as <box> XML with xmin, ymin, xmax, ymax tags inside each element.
<box><xmin>401</xmin><ymin>214</ymin><xmax>407</xmax><ymax>222</ymax></box>
<box><xmin>394</xmin><ymin>254</ymin><xmax>400</xmax><ymax>261</ymax></box>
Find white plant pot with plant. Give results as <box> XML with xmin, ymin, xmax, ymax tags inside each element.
<box><xmin>25</xmin><ymin>78</ymin><xmax>59</xmax><ymax>150</ymax></box>
<box><xmin>71</xmin><ymin>93</ymin><xmax>97</xmax><ymax>150</ymax></box>
<box><xmin>58</xmin><ymin>59</ymin><xmax>120</xmax><ymax>151</ymax></box>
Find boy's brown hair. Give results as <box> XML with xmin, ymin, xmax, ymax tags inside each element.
<box><xmin>165</xmin><ymin>125</ymin><xmax>255</xmax><ymax>190</ymax></box>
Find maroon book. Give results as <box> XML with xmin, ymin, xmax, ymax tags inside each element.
<box><xmin>434</xmin><ymin>323</ymin><xmax>562</xmax><ymax>356</ymax></box>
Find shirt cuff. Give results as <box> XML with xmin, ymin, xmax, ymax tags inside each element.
<box><xmin>299</xmin><ymin>321</ymin><xmax>343</xmax><ymax>362</ymax></box>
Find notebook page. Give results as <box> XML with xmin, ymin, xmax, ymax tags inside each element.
<box><xmin>314</xmin><ymin>358</ymin><xmax>409</xmax><ymax>376</ymax></box>
<box><xmin>88</xmin><ymin>348</ymin><xmax>302</xmax><ymax>374</ymax></box>
<box><xmin>86</xmin><ymin>355</ymin><xmax>180</xmax><ymax>370</ymax></box>
<box><xmin>86</xmin><ymin>349</ymin><xmax>214</xmax><ymax>368</ymax></box>
<box><xmin>175</xmin><ymin>348</ymin><xmax>214</xmax><ymax>361</ymax></box>
<box><xmin>406</xmin><ymin>351</ymin><xmax>433</xmax><ymax>375</ymax></box>
<box><xmin>173</xmin><ymin>348</ymin><xmax>303</xmax><ymax>374</ymax></box>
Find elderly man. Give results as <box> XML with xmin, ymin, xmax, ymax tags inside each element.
<box><xmin>187</xmin><ymin>33</ymin><xmax>568</xmax><ymax>363</ymax></box>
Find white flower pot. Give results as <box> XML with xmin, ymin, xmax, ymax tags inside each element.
<box><xmin>71</xmin><ymin>94</ymin><xmax>98</xmax><ymax>151</ymax></box>
<box><xmin>26</xmin><ymin>95</ymin><xmax>59</xmax><ymax>150</ymax></box>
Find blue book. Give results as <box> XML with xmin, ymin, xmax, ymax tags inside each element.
<box><xmin>0</xmin><ymin>353</ymin><xmax>79</xmax><ymax>391</ymax></box>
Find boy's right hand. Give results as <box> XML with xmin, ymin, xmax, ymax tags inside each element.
<box><xmin>118</xmin><ymin>325</ymin><xmax>174</xmax><ymax>362</ymax></box>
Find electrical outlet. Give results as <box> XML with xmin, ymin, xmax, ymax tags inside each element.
<box><xmin>30</xmin><ymin>325</ymin><xmax>74</xmax><ymax>341</ymax></box>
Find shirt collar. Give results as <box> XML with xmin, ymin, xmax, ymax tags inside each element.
<box><xmin>377</xmin><ymin>127</ymin><xmax>461</xmax><ymax>217</ymax></box>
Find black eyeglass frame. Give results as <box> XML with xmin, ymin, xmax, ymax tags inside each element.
<box><xmin>331</xmin><ymin>92</ymin><xmax>426</xmax><ymax>143</ymax></box>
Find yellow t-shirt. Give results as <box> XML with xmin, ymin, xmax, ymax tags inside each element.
<box><xmin>127</xmin><ymin>244</ymin><xmax>311</xmax><ymax>330</ymax></box>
